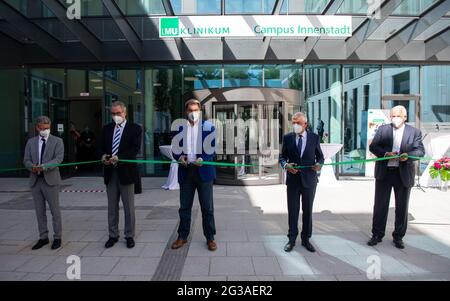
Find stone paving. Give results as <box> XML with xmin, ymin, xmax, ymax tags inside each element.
<box><xmin>0</xmin><ymin>177</ymin><xmax>449</xmax><ymax>281</ymax></box>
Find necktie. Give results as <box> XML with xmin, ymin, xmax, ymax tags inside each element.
<box><xmin>112</xmin><ymin>126</ymin><xmax>122</xmax><ymax>155</ymax></box>
<box><xmin>297</xmin><ymin>134</ymin><xmax>303</xmax><ymax>158</ymax></box>
<box><xmin>40</xmin><ymin>138</ymin><xmax>46</xmax><ymax>165</ymax></box>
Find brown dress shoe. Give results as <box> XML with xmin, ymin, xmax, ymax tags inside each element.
<box><xmin>171</xmin><ymin>238</ymin><xmax>188</xmax><ymax>249</ymax></box>
<box><xmin>207</xmin><ymin>240</ymin><xmax>217</xmax><ymax>251</ymax></box>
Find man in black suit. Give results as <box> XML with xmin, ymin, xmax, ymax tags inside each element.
<box><xmin>101</xmin><ymin>101</ymin><xmax>142</xmax><ymax>249</ymax></box>
<box><xmin>279</xmin><ymin>112</ymin><xmax>324</xmax><ymax>253</ymax></box>
<box><xmin>368</xmin><ymin>105</ymin><xmax>425</xmax><ymax>249</ymax></box>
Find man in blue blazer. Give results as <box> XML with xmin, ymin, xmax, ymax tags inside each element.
<box><xmin>171</xmin><ymin>99</ymin><xmax>217</xmax><ymax>251</ymax></box>
<box><xmin>279</xmin><ymin>112</ymin><xmax>324</xmax><ymax>252</ymax></box>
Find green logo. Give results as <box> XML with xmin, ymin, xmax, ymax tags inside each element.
<box><xmin>160</xmin><ymin>17</ymin><xmax>179</xmax><ymax>37</ymax></box>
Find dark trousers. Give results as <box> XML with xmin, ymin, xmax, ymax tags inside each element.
<box><xmin>286</xmin><ymin>179</ymin><xmax>316</xmax><ymax>243</ymax></box>
<box><xmin>372</xmin><ymin>168</ymin><xmax>411</xmax><ymax>240</ymax></box>
<box><xmin>178</xmin><ymin>166</ymin><xmax>216</xmax><ymax>241</ymax></box>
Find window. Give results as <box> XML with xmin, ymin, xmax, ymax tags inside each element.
<box><xmin>422</xmin><ymin>65</ymin><xmax>450</xmax><ymax>123</ymax></box>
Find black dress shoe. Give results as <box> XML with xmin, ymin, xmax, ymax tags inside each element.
<box><xmin>126</xmin><ymin>237</ymin><xmax>135</xmax><ymax>249</ymax></box>
<box><xmin>367</xmin><ymin>236</ymin><xmax>382</xmax><ymax>246</ymax></box>
<box><xmin>105</xmin><ymin>237</ymin><xmax>119</xmax><ymax>248</ymax></box>
<box><xmin>32</xmin><ymin>238</ymin><xmax>49</xmax><ymax>250</ymax></box>
<box><xmin>51</xmin><ymin>239</ymin><xmax>62</xmax><ymax>250</ymax></box>
<box><xmin>393</xmin><ymin>239</ymin><xmax>405</xmax><ymax>249</ymax></box>
<box><xmin>301</xmin><ymin>240</ymin><xmax>316</xmax><ymax>253</ymax></box>
<box><xmin>284</xmin><ymin>242</ymin><xmax>295</xmax><ymax>252</ymax></box>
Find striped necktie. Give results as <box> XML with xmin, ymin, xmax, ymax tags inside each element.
<box><xmin>112</xmin><ymin>125</ymin><xmax>122</xmax><ymax>156</ymax></box>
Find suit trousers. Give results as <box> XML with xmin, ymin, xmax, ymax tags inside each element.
<box><xmin>372</xmin><ymin>168</ymin><xmax>411</xmax><ymax>240</ymax></box>
<box><xmin>106</xmin><ymin>168</ymin><xmax>135</xmax><ymax>238</ymax></box>
<box><xmin>31</xmin><ymin>178</ymin><xmax>62</xmax><ymax>240</ymax></box>
<box><xmin>286</xmin><ymin>177</ymin><xmax>316</xmax><ymax>243</ymax></box>
<box><xmin>177</xmin><ymin>165</ymin><xmax>216</xmax><ymax>241</ymax></box>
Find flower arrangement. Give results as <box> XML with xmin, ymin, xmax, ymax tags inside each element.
<box><xmin>429</xmin><ymin>157</ymin><xmax>450</xmax><ymax>182</ymax></box>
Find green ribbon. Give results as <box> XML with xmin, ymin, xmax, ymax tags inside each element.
<box><xmin>0</xmin><ymin>156</ymin><xmax>431</xmax><ymax>173</ymax></box>
<box><xmin>121</xmin><ymin>155</ymin><xmax>430</xmax><ymax>169</ymax></box>
<box><xmin>0</xmin><ymin>160</ymin><xmax>101</xmax><ymax>173</ymax></box>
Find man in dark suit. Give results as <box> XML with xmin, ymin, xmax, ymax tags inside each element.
<box><xmin>368</xmin><ymin>105</ymin><xmax>425</xmax><ymax>249</ymax></box>
<box><xmin>101</xmin><ymin>101</ymin><xmax>142</xmax><ymax>249</ymax></box>
<box><xmin>279</xmin><ymin>112</ymin><xmax>324</xmax><ymax>253</ymax></box>
<box><xmin>171</xmin><ymin>99</ymin><xmax>217</xmax><ymax>251</ymax></box>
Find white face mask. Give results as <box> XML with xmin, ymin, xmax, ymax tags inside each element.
<box><xmin>188</xmin><ymin>111</ymin><xmax>201</xmax><ymax>122</ymax></box>
<box><xmin>391</xmin><ymin>117</ymin><xmax>404</xmax><ymax>128</ymax></box>
<box><xmin>39</xmin><ymin>129</ymin><xmax>50</xmax><ymax>139</ymax></box>
<box><xmin>112</xmin><ymin>115</ymin><xmax>124</xmax><ymax>125</ymax></box>
<box><xmin>293</xmin><ymin>124</ymin><xmax>304</xmax><ymax>134</ymax></box>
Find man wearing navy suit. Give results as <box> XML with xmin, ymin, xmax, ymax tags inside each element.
<box><xmin>368</xmin><ymin>105</ymin><xmax>425</xmax><ymax>249</ymax></box>
<box><xmin>101</xmin><ymin>101</ymin><xmax>142</xmax><ymax>249</ymax></box>
<box><xmin>279</xmin><ymin>112</ymin><xmax>324</xmax><ymax>252</ymax></box>
<box><xmin>171</xmin><ymin>99</ymin><xmax>217</xmax><ymax>251</ymax></box>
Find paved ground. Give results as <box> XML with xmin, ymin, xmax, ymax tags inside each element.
<box><xmin>0</xmin><ymin>177</ymin><xmax>449</xmax><ymax>281</ymax></box>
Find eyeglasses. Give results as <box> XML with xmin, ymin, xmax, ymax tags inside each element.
<box><xmin>111</xmin><ymin>112</ymin><xmax>123</xmax><ymax>116</ymax></box>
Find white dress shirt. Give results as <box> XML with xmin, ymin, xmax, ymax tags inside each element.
<box><xmin>387</xmin><ymin>124</ymin><xmax>405</xmax><ymax>167</ymax></box>
<box><xmin>186</xmin><ymin>120</ymin><xmax>199</xmax><ymax>163</ymax></box>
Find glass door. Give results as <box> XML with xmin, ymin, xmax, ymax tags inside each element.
<box><xmin>213</xmin><ymin>102</ymin><xmax>282</xmax><ymax>185</ymax></box>
<box><xmin>49</xmin><ymin>97</ymin><xmax>70</xmax><ymax>177</ymax></box>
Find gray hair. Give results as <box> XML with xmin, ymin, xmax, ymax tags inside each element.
<box><xmin>292</xmin><ymin>112</ymin><xmax>308</xmax><ymax>122</ymax></box>
<box><xmin>390</xmin><ymin>105</ymin><xmax>407</xmax><ymax>117</ymax></box>
<box><xmin>35</xmin><ymin>116</ymin><xmax>51</xmax><ymax>125</ymax></box>
<box><xmin>111</xmin><ymin>101</ymin><xmax>127</xmax><ymax>113</ymax></box>
<box><xmin>185</xmin><ymin>98</ymin><xmax>201</xmax><ymax>110</ymax></box>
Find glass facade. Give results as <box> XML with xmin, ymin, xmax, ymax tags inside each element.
<box><xmin>341</xmin><ymin>65</ymin><xmax>381</xmax><ymax>175</ymax></box>
<box><xmin>1</xmin><ymin>64</ymin><xmax>450</xmax><ymax>179</ymax></box>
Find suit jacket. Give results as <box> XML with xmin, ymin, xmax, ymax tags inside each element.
<box><xmin>23</xmin><ymin>134</ymin><xmax>64</xmax><ymax>187</ymax></box>
<box><xmin>172</xmin><ymin>120</ymin><xmax>216</xmax><ymax>184</ymax></box>
<box><xmin>279</xmin><ymin>131</ymin><xmax>325</xmax><ymax>188</ymax></box>
<box><xmin>369</xmin><ymin>123</ymin><xmax>425</xmax><ymax>188</ymax></box>
<box><xmin>101</xmin><ymin>121</ymin><xmax>142</xmax><ymax>186</ymax></box>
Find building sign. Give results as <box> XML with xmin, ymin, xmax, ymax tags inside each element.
<box><xmin>159</xmin><ymin>16</ymin><xmax>352</xmax><ymax>38</ymax></box>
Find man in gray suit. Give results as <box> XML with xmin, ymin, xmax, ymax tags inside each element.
<box><xmin>368</xmin><ymin>105</ymin><xmax>425</xmax><ymax>249</ymax></box>
<box><xmin>23</xmin><ymin>116</ymin><xmax>64</xmax><ymax>250</ymax></box>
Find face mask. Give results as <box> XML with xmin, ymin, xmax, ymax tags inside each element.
<box><xmin>188</xmin><ymin>111</ymin><xmax>200</xmax><ymax>122</ymax></box>
<box><xmin>293</xmin><ymin>124</ymin><xmax>304</xmax><ymax>134</ymax></box>
<box><xmin>39</xmin><ymin>129</ymin><xmax>50</xmax><ymax>138</ymax></box>
<box><xmin>113</xmin><ymin>115</ymin><xmax>124</xmax><ymax>125</ymax></box>
<box><xmin>391</xmin><ymin>117</ymin><xmax>404</xmax><ymax>128</ymax></box>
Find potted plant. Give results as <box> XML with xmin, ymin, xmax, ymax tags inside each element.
<box><xmin>429</xmin><ymin>156</ymin><xmax>450</xmax><ymax>191</ymax></box>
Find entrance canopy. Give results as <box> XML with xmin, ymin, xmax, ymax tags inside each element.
<box><xmin>1</xmin><ymin>0</ymin><xmax>450</xmax><ymax>67</ymax></box>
